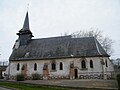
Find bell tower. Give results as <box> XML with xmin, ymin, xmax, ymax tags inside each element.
<box><xmin>16</xmin><ymin>11</ymin><xmax>34</xmax><ymax>46</ymax></box>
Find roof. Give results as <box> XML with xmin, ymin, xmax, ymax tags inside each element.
<box><xmin>9</xmin><ymin>36</ymin><xmax>109</xmax><ymax>61</ymax></box>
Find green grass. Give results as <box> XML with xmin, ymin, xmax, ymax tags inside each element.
<box><xmin>0</xmin><ymin>82</ymin><xmax>68</xmax><ymax>90</ymax></box>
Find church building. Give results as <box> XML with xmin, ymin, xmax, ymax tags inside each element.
<box><xmin>5</xmin><ymin>12</ymin><xmax>114</xmax><ymax>80</ymax></box>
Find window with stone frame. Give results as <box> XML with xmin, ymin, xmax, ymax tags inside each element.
<box><xmin>105</xmin><ymin>59</ymin><xmax>108</xmax><ymax>67</ymax></box>
<box><xmin>81</xmin><ymin>60</ymin><xmax>86</xmax><ymax>69</ymax></box>
<box><xmin>51</xmin><ymin>62</ymin><xmax>56</xmax><ymax>71</ymax></box>
<box><xmin>17</xmin><ymin>63</ymin><xmax>20</xmax><ymax>71</ymax></box>
<box><xmin>59</xmin><ymin>62</ymin><xmax>63</xmax><ymax>70</ymax></box>
<box><xmin>34</xmin><ymin>63</ymin><xmax>37</xmax><ymax>71</ymax></box>
<box><xmin>90</xmin><ymin>60</ymin><xmax>93</xmax><ymax>68</ymax></box>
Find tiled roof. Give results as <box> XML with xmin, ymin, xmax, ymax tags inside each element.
<box><xmin>9</xmin><ymin>36</ymin><xmax>109</xmax><ymax>61</ymax></box>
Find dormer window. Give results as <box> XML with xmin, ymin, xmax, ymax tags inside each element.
<box><xmin>24</xmin><ymin>52</ymin><xmax>30</xmax><ymax>58</ymax></box>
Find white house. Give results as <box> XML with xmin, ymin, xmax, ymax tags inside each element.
<box><xmin>5</xmin><ymin>12</ymin><xmax>114</xmax><ymax>80</ymax></box>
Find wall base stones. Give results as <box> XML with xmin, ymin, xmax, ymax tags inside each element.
<box><xmin>6</xmin><ymin>72</ymin><xmax>114</xmax><ymax>80</ymax></box>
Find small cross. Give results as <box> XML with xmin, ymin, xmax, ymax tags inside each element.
<box><xmin>27</xmin><ymin>3</ymin><xmax>29</xmax><ymax>11</ymax></box>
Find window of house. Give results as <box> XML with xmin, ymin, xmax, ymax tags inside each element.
<box><xmin>105</xmin><ymin>59</ymin><xmax>108</xmax><ymax>67</ymax></box>
<box><xmin>60</xmin><ymin>62</ymin><xmax>63</xmax><ymax>70</ymax></box>
<box><xmin>90</xmin><ymin>60</ymin><xmax>93</xmax><ymax>68</ymax></box>
<box><xmin>17</xmin><ymin>63</ymin><xmax>20</xmax><ymax>71</ymax></box>
<box><xmin>81</xmin><ymin>60</ymin><xmax>86</xmax><ymax>68</ymax></box>
<box><xmin>34</xmin><ymin>63</ymin><xmax>37</xmax><ymax>71</ymax></box>
<box><xmin>51</xmin><ymin>62</ymin><xmax>56</xmax><ymax>70</ymax></box>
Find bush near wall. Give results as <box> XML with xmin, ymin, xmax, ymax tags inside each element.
<box><xmin>117</xmin><ymin>74</ymin><xmax>120</xmax><ymax>89</ymax></box>
<box><xmin>16</xmin><ymin>74</ymin><xmax>25</xmax><ymax>81</ymax></box>
<box><xmin>32</xmin><ymin>73</ymin><xmax>40</xmax><ymax>80</ymax></box>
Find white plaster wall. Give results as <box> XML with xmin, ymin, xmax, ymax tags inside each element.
<box><xmin>102</xmin><ymin>57</ymin><xmax>114</xmax><ymax>72</ymax></box>
<box><xmin>6</xmin><ymin>57</ymin><xmax>114</xmax><ymax>77</ymax></box>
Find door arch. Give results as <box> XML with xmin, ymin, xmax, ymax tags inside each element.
<box><xmin>74</xmin><ymin>69</ymin><xmax>78</xmax><ymax>79</ymax></box>
<box><xmin>21</xmin><ymin>64</ymin><xmax>27</xmax><ymax>76</ymax></box>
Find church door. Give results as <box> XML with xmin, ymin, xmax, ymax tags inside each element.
<box><xmin>74</xmin><ymin>69</ymin><xmax>78</xmax><ymax>79</ymax></box>
<box><xmin>21</xmin><ymin>64</ymin><xmax>27</xmax><ymax>76</ymax></box>
<box><xmin>43</xmin><ymin>63</ymin><xmax>49</xmax><ymax>80</ymax></box>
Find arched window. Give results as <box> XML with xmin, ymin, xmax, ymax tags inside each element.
<box><xmin>51</xmin><ymin>62</ymin><xmax>56</xmax><ymax>70</ymax></box>
<box><xmin>34</xmin><ymin>63</ymin><xmax>37</xmax><ymax>71</ymax></box>
<box><xmin>81</xmin><ymin>60</ymin><xmax>86</xmax><ymax>68</ymax></box>
<box><xmin>105</xmin><ymin>59</ymin><xmax>108</xmax><ymax>67</ymax></box>
<box><xmin>90</xmin><ymin>60</ymin><xmax>93</xmax><ymax>68</ymax></box>
<box><xmin>17</xmin><ymin>63</ymin><xmax>20</xmax><ymax>71</ymax></box>
<box><xmin>60</xmin><ymin>62</ymin><xmax>63</xmax><ymax>70</ymax></box>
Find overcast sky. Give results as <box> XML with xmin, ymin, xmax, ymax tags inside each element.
<box><xmin>0</xmin><ymin>0</ymin><xmax>120</xmax><ymax>61</ymax></box>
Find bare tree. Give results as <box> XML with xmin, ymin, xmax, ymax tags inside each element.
<box><xmin>71</xmin><ymin>28</ymin><xmax>113</xmax><ymax>55</ymax></box>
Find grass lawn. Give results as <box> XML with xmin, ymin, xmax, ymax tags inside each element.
<box><xmin>0</xmin><ymin>82</ymin><xmax>68</xmax><ymax>90</ymax></box>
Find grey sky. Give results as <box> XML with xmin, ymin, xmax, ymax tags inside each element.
<box><xmin>0</xmin><ymin>0</ymin><xmax>120</xmax><ymax>61</ymax></box>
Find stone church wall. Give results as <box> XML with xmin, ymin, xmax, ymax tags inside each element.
<box><xmin>5</xmin><ymin>57</ymin><xmax>114</xmax><ymax>80</ymax></box>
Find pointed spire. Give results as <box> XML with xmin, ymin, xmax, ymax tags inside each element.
<box><xmin>17</xmin><ymin>11</ymin><xmax>34</xmax><ymax>37</ymax></box>
<box><xmin>22</xmin><ymin>11</ymin><xmax>29</xmax><ymax>31</ymax></box>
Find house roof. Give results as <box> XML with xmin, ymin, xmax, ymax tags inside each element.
<box><xmin>9</xmin><ymin>36</ymin><xmax>109</xmax><ymax>61</ymax></box>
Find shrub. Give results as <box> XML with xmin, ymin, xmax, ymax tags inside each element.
<box><xmin>32</xmin><ymin>73</ymin><xmax>40</xmax><ymax>80</ymax></box>
<box><xmin>117</xmin><ymin>74</ymin><xmax>120</xmax><ymax>89</ymax></box>
<box><xmin>16</xmin><ymin>74</ymin><xmax>25</xmax><ymax>81</ymax></box>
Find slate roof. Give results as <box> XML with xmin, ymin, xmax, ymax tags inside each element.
<box><xmin>21</xmin><ymin>11</ymin><xmax>29</xmax><ymax>31</ymax></box>
<box><xmin>9</xmin><ymin>36</ymin><xmax>109</xmax><ymax>61</ymax></box>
